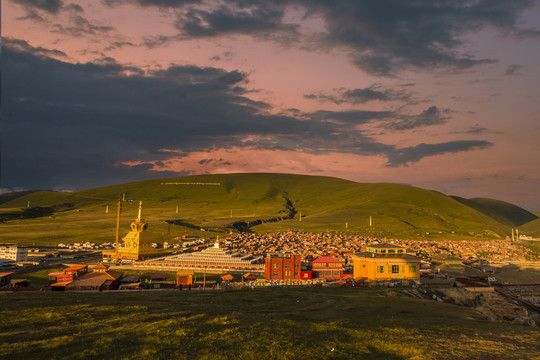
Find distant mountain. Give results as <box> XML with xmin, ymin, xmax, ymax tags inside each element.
<box><xmin>3</xmin><ymin>173</ymin><xmax>537</xmax><ymax>243</ymax></box>
<box><xmin>451</xmin><ymin>196</ymin><xmax>538</xmax><ymax>227</ymax></box>
<box><xmin>0</xmin><ymin>190</ymin><xmax>38</xmax><ymax>205</ymax></box>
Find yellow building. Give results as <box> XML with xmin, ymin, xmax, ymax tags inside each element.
<box><xmin>351</xmin><ymin>244</ymin><xmax>420</xmax><ymax>281</ymax></box>
<box><xmin>103</xmin><ymin>201</ymin><xmax>159</xmax><ymax>261</ymax></box>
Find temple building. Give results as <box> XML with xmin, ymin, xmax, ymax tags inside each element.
<box><xmin>351</xmin><ymin>244</ymin><xmax>420</xmax><ymax>281</ymax></box>
<box><xmin>102</xmin><ymin>201</ymin><xmax>159</xmax><ymax>261</ymax></box>
<box><xmin>311</xmin><ymin>256</ymin><xmax>344</xmax><ymax>281</ymax></box>
<box><xmin>265</xmin><ymin>253</ymin><xmax>302</xmax><ymax>280</ymax></box>
<box><xmin>135</xmin><ymin>241</ymin><xmax>265</xmax><ymax>273</ymax></box>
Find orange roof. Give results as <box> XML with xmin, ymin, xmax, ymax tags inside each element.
<box><xmin>0</xmin><ymin>272</ymin><xmax>14</xmax><ymax>277</ymax></box>
<box><xmin>64</xmin><ymin>265</ymin><xmax>88</xmax><ymax>272</ymax></box>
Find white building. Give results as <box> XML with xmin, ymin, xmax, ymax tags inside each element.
<box><xmin>0</xmin><ymin>244</ymin><xmax>28</xmax><ymax>262</ymax></box>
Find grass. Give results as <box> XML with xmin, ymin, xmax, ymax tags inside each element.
<box><xmin>0</xmin><ymin>287</ymin><xmax>538</xmax><ymax>360</ymax></box>
<box><xmin>2</xmin><ymin>173</ymin><xmax>537</xmax><ymax>247</ymax></box>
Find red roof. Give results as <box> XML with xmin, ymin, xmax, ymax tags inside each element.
<box><xmin>312</xmin><ymin>256</ymin><xmax>343</xmax><ymax>264</ymax></box>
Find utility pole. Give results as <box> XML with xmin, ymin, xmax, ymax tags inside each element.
<box><xmin>203</xmin><ymin>266</ymin><xmax>206</xmax><ymax>290</ymax></box>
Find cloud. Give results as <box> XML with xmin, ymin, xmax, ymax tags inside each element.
<box><xmin>386</xmin><ymin>140</ymin><xmax>493</xmax><ymax>167</ymax></box>
<box><xmin>2</xmin><ymin>41</ymin><xmax>493</xmax><ymax>190</ymax></box>
<box><xmin>304</xmin><ymin>84</ymin><xmax>413</xmax><ymax>105</ymax></box>
<box><xmin>102</xmin><ymin>0</ymin><xmax>198</xmax><ymax>8</ymax></box>
<box><xmin>2</xmin><ymin>37</ymin><xmax>67</xmax><ymax>58</ymax></box>
<box><xmin>381</xmin><ymin>106</ymin><xmax>451</xmax><ymax>131</ymax></box>
<box><xmin>174</xmin><ymin>4</ymin><xmax>300</xmax><ymax>44</ymax></box>
<box><xmin>168</xmin><ymin>0</ymin><xmax>537</xmax><ymax>75</ymax></box>
<box><xmin>11</xmin><ymin>0</ymin><xmax>64</xmax><ymax>14</ymax></box>
<box><xmin>505</xmin><ymin>64</ymin><xmax>522</xmax><ymax>76</ymax></box>
<box><xmin>449</xmin><ymin>125</ymin><xmax>503</xmax><ymax>135</ymax></box>
<box><xmin>51</xmin><ymin>15</ymin><xmax>114</xmax><ymax>36</ymax></box>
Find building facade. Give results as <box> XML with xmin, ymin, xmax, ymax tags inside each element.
<box><xmin>137</xmin><ymin>241</ymin><xmax>265</xmax><ymax>273</ymax></box>
<box><xmin>351</xmin><ymin>244</ymin><xmax>420</xmax><ymax>281</ymax></box>
<box><xmin>0</xmin><ymin>244</ymin><xmax>28</xmax><ymax>262</ymax></box>
<box><xmin>311</xmin><ymin>256</ymin><xmax>344</xmax><ymax>281</ymax></box>
<box><xmin>265</xmin><ymin>253</ymin><xmax>302</xmax><ymax>280</ymax></box>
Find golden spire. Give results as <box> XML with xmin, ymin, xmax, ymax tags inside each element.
<box><xmin>137</xmin><ymin>201</ymin><xmax>143</xmax><ymax>222</ymax></box>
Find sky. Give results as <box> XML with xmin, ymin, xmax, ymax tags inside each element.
<box><xmin>1</xmin><ymin>0</ymin><xmax>540</xmax><ymax>210</ymax></box>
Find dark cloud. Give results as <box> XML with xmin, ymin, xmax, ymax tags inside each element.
<box><xmin>11</xmin><ymin>0</ymin><xmax>64</xmax><ymax>14</ymax></box>
<box><xmin>304</xmin><ymin>85</ymin><xmax>413</xmax><ymax>105</ymax></box>
<box><xmin>450</xmin><ymin>125</ymin><xmax>502</xmax><ymax>135</ymax></box>
<box><xmin>102</xmin><ymin>0</ymin><xmax>197</xmax><ymax>8</ymax></box>
<box><xmin>386</xmin><ymin>140</ymin><xmax>493</xmax><ymax>167</ymax></box>
<box><xmin>140</xmin><ymin>0</ymin><xmax>537</xmax><ymax>76</ymax></box>
<box><xmin>2</xmin><ymin>38</ymin><xmax>67</xmax><ymax>58</ymax></box>
<box><xmin>505</xmin><ymin>64</ymin><xmax>522</xmax><ymax>76</ymax></box>
<box><xmin>51</xmin><ymin>15</ymin><xmax>114</xmax><ymax>36</ymax></box>
<box><xmin>1</xmin><ymin>42</ymin><xmax>493</xmax><ymax>190</ymax></box>
<box><xmin>175</xmin><ymin>4</ymin><xmax>300</xmax><ymax>44</ymax></box>
<box><xmin>381</xmin><ymin>106</ymin><xmax>450</xmax><ymax>131</ymax></box>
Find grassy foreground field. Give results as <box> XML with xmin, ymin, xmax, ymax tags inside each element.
<box><xmin>0</xmin><ymin>288</ymin><xmax>538</xmax><ymax>360</ymax></box>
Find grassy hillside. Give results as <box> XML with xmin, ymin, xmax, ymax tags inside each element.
<box><xmin>452</xmin><ymin>196</ymin><xmax>538</xmax><ymax>227</ymax></box>
<box><xmin>0</xmin><ymin>173</ymin><xmax>527</xmax><ymax>245</ymax></box>
<box><xmin>1</xmin><ymin>288</ymin><xmax>539</xmax><ymax>360</ymax></box>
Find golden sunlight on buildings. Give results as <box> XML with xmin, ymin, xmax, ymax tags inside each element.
<box><xmin>351</xmin><ymin>244</ymin><xmax>420</xmax><ymax>281</ymax></box>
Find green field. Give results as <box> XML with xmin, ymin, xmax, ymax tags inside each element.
<box><xmin>0</xmin><ymin>173</ymin><xmax>538</xmax><ymax>246</ymax></box>
<box><xmin>0</xmin><ymin>288</ymin><xmax>538</xmax><ymax>360</ymax></box>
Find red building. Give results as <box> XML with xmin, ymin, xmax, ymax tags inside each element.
<box><xmin>311</xmin><ymin>256</ymin><xmax>344</xmax><ymax>281</ymax></box>
<box><xmin>300</xmin><ymin>271</ymin><xmax>312</xmax><ymax>280</ymax></box>
<box><xmin>265</xmin><ymin>253</ymin><xmax>302</xmax><ymax>280</ymax></box>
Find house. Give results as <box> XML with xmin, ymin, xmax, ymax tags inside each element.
<box><xmin>265</xmin><ymin>253</ymin><xmax>302</xmax><ymax>280</ymax></box>
<box><xmin>48</xmin><ymin>271</ymin><xmax>74</xmax><ymax>284</ymax></box>
<box><xmin>351</xmin><ymin>244</ymin><xmax>420</xmax><ymax>281</ymax></box>
<box><xmin>0</xmin><ymin>272</ymin><xmax>14</xmax><ymax>287</ymax></box>
<box><xmin>243</xmin><ymin>272</ymin><xmax>257</xmax><ymax>281</ymax></box>
<box><xmin>176</xmin><ymin>270</ymin><xmax>194</xmax><ymax>287</ymax></box>
<box><xmin>91</xmin><ymin>263</ymin><xmax>109</xmax><ymax>272</ymax></box>
<box><xmin>311</xmin><ymin>256</ymin><xmax>344</xmax><ymax>281</ymax></box>
<box><xmin>0</xmin><ymin>244</ymin><xmax>28</xmax><ymax>262</ymax></box>
<box><xmin>66</xmin><ymin>270</ymin><xmax>123</xmax><ymax>291</ymax></box>
<box><xmin>63</xmin><ymin>265</ymin><xmax>88</xmax><ymax>277</ymax></box>
<box><xmin>221</xmin><ymin>274</ymin><xmax>234</xmax><ymax>282</ymax></box>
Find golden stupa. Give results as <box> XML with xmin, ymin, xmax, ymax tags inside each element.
<box><xmin>103</xmin><ymin>201</ymin><xmax>158</xmax><ymax>261</ymax></box>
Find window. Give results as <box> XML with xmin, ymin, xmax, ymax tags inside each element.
<box><xmin>284</xmin><ymin>263</ymin><xmax>291</xmax><ymax>269</ymax></box>
<box><xmin>391</xmin><ymin>265</ymin><xmax>400</xmax><ymax>273</ymax></box>
<box><xmin>295</xmin><ymin>263</ymin><xmax>299</xmax><ymax>267</ymax></box>
<box><xmin>284</xmin><ymin>270</ymin><xmax>291</xmax><ymax>276</ymax></box>
<box><xmin>272</xmin><ymin>271</ymin><xmax>278</xmax><ymax>277</ymax></box>
<box><xmin>408</xmin><ymin>265</ymin><xmax>416</xmax><ymax>273</ymax></box>
<box><xmin>377</xmin><ymin>266</ymin><xmax>385</xmax><ymax>273</ymax></box>
<box><xmin>272</xmin><ymin>263</ymin><xmax>279</xmax><ymax>269</ymax></box>
<box><xmin>294</xmin><ymin>271</ymin><xmax>299</xmax><ymax>276</ymax></box>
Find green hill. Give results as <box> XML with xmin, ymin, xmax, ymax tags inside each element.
<box><xmin>0</xmin><ymin>173</ymin><xmax>531</xmax><ymax>245</ymax></box>
<box><xmin>451</xmin><ymin>196</ymin><xmax>538</xmax><ymax>227</ymax></box>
